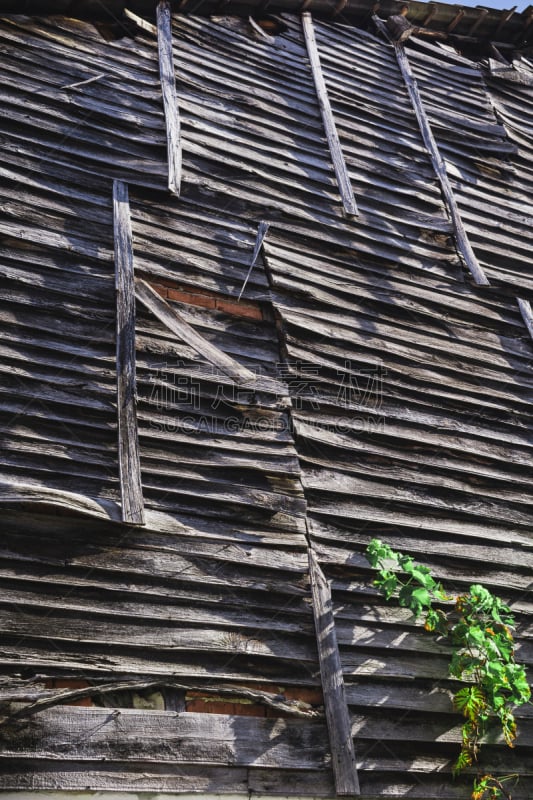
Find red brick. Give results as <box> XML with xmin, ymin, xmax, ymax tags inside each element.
<box><xmin>283</xmin><ymin>687</ymin><xmax>324</xmax><ymax>705</ymax></box>
<box><xmin>46</xmin><ymin>679</ymin><xmax>94</xmax><ymax>707</ymax></box>
<box><xmin>167</xmin><ymin>288</ymin><xmax>216</xmax><ymax>309</ymax></box>
<box><xmin>216</xmin><ymin>299</ymin><xmax>263</xmax><ymax>319</ymax></box>
<box><xmin>186</xmin><ymin>696</ymin><xmax>266</xmax><ymax>717</ymax></box>
<box><xmin>151</xmin><ymin>283</ymin><xmax>169</xmax><ymax>299</ymax></box>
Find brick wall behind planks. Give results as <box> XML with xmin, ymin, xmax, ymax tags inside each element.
<box><xmin>150</xmin><ymin>280</ymin><xmax>264</xmax><ymax>320</ymax></box>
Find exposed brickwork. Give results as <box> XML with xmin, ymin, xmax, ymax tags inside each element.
<box><xmin>149</xmin><ymin>280</ymin><xmax>264</xmax><ymax>320</ymax></box>
<box><xmin>44</xmin><ymin>679</ymin><xmax>94</xmax><ymax>707</ymax></box>
<box><xmin>185</xmin><ymin>685</ymin><xmax>324</xmax><ymax>717</ymax></box>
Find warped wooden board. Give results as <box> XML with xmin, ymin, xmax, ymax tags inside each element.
<box><xmin>0</xmin><ymin>613</ymin><xmax>317</xmax><ymax>663</ymax></box>
<box><xmin>303</xmin><ymin>473</ymin><xmax>533</xmax><ymax>529</ymax></box>
<box><xmin>0</xmin><ymin>642</ymin><xmax>318</xmax><ymax>684</ymax></box>
<box><xmin>301</xmin><ymin>456</ymin><xmax>533</xmax><ymax>510</ymax></box>
<box><xmin>296</xmin><ymin>422</ymin><xmax>533</xmax><ymax>490</ymax></box>
<box><xmin>0</xmin><ymin>525</ymin><xmax>309</xmax><ymax>575</ymax></box>
<box><xmin>0</xmin><ymin>585</ymin><xmax>313</xmax><ymax>635</ymax></box>
<box><xmin>278</xmin><ymin>306</ymin><xmax>533</xmax><ymax>389</ymax></box>
<box><xmin>309</xmin><ymin>515</ymin><xmax>533</xmax><ymax>565</ymax></box>
<box><xmin>307</xmin><ymin>500</ymin><xmax>533</xmax><ymax>548</ymax></box>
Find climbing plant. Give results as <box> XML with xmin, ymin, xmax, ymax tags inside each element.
<box><xmin>365</xmin><ymin>538</ymin><xmax>531</xmax><ymax>800</ymax></box>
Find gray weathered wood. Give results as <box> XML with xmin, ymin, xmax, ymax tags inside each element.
<box><xmin>394</xmin><ymin>45</ymin><xmax>489</xmax><ymax>285</ymax></box>
<box><xmin>517</xmin><ymin>297</ymin><xmax>533</xmax><ymax>341</ymax></box>
<box><xmin>113</xmin><ymin>180</ymin><xmax>145</xmax><ymax>525</ymax></box>
<box><xmin>301</xmin><ymin>12</ymin><xmax>358</xmax><ymax>217</ymax></box>
<box><xmin>0</xmin><ymin>706</ymin><xmax>330</xmax><ymax>769</ymax></box>
<box><xmin>308</xmin><ymin>547</ymin><xmax>360</xmax><ymax>795</ymax></box>
<box><xmin>371</xmin><ymin>17</ymin><xmax>488</xmax><ymax>285</ymax></box>
<box><xmin>157</xmin><ymin>0</ymin><xmax>182</xmax><ymax>194</ymax></box>
<box><xmin>135</xmin><ymin>278</ymin><xmax>255</xmax><ymax>384</ymax></box>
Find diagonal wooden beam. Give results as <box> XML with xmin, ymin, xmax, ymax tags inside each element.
<box><xmin>113</xmin><ymin>180</ymin><xmax>145</xmax><ymax>526</ymax></box>
<box><xmin>302</xmin><ymin>12</ymin><xmax>358</xmax><ymax>217</ymax></box>
<box><xmin>135</xmin><ymin>278</ymin><xmax>256</xmax><ymax>385</ymax></box>
<box><xmin>157</xmin><ymin>0</ymin><xmax>182</xmax><ymax>195</ymax></box>
<box><xmin>373</xmin><ymin>16</ymin><xmax>489</xmax><ymax>285</ymax></box>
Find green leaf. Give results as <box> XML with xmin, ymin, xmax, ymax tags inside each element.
<box><xmin>374</xmin><ymin>569</ymin><xmax>398</xmax><ymax>600</ymax></box>
<box><xmin>452</xmin><ymin>748</ymin><xmax>472</xmax><ymax>776</ymax></box>
<box><xmin>398</xmin><ymin>585</ymin><xmax>431</xmax><ymax>617</ymax></box>
<box><xmin>453</xmin><ymin>686</ymin><xmax>487</xmax><ymax>721</ymax></box>
<box><xmin>365</xmin><ymin>538</ymin><xmax>398</xmax><ymax>568</ymax></box>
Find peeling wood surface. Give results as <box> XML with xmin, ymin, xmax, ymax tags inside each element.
<box><xmin>157</xmin><ymin>0</ymin><xmax>182</xmax><ymax>194</ymax></box>
<box><xmin>0</xmin><ymin>706</ymin><xmax>330</xmax><ymax>768</ymax></box>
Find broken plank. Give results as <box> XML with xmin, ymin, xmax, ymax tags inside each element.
<box><xmin>238</xmin><ymin>220</ymin><xmax>270</xmax><ymax>301</ymax></box>
<box><xmin>135</xmin><ymin>278</ymin><xmax>255</xmax><ymax>385</ymax></box>
<box><xmin>308</xmin><ymin>547</ymin><xmax>360</xmax><ymax>795</ymax></box>
<box><xmin>157</xmin><ymin>0</ymin><xmax>182</xmax><ymax>194</ymax></box>
<box><xmin>301</xmin><ymin>12</ymin><xmax>358</xmax><ymax>217</ymax></box>
<box><xmin>113</xmin><ymin>179</ymin><xmax>145</xmax><ymax>526</ymax></box>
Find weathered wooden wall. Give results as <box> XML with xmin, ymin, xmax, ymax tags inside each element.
<box><xmin>0</xmin><ymin>8</ymin><xmax>532</xmax><ymax>798</ymax></box>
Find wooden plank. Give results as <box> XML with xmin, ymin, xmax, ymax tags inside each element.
<box><xmin>113</xmin><ymin>180</ymin><xmax>145</xmax><ymax>526</ymax></box>
<box><xmin>0</xmin><ymin>613</ymin><xmax>317</xmax><ymax>663</ymax></box>
<box><xmin>308</xmin><ymin>548</ymin><xmax>359</xmax><ymax>795</ymax></box>
<box><xmin>157</xmin><ymin>0</ymin><xmax>182</xmax><ymax>195</ymax></box>
<box><xmin>124</xmin><ymin>8</ymin><xmax>158</xmax><ymax>36</ymax></box>
<box><xmin>0</xmin><ymin>764</ymin><xmax>336</xmax><ymax>795</ymax></box>
<box><xmin>135</xmin><ymin>278</ymin><xmax>255</xmax><ymax>384</ymax></box>
<box><xmin>518</xmin><ymin>298</ymin><xmax>533</xmax><ymax>341</ymax></box>
<box><xmin>301</xmin><ymin>12</ymin><xmax>358</xmax><ymax>217</ymax></box>
<box><xmin>0</xmin><ymin>707</ymin><xmax>328</xmax><ymax>769</ymax></box>
<box><xmin>0</xmin><ymin>481</ymin><xmax>121</xmax><ymax>521</ymax></box>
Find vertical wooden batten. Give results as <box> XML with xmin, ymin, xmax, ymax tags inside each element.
<box><xmin>308</xmin><ymin>547</ymin><xmax>360</xmax><ymax>796</ymax></box>
<box><xmin>517</xmin><ymin>297</ymin><xmax>533</xmax><ymax>341</ymax></box>
<box><xmin>113</xmin><ymin>180</ymin><xmax>145</xmax><ymax>525</ymax></box>
<box><xmin>157</xmin><ymin>0</ymin><xmax>182</xmax><ymax>195</ymax></box>
<box><xmin>301</xmin><ymin>12</ymin><xmax>358</xmax><ymax>217</ymax></box>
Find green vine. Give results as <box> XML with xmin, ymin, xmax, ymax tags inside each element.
<box><xmin>365</xmin><ymin>539</ymin><xmax>531</xmax><ymax>800</ymax></box>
